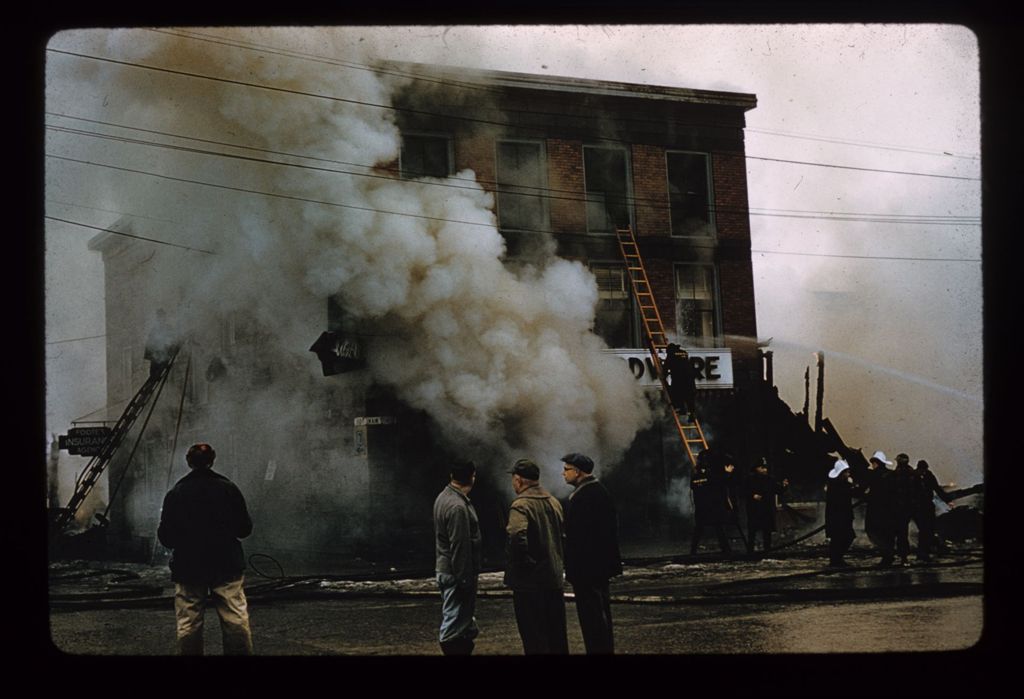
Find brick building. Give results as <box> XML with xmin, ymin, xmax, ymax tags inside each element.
<box><xmin>80</xmin><ymin>64</ymin><xmax>766</xmax><ymax>568</ymax></box>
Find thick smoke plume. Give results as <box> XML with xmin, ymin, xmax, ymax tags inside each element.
<box><xmin>74</xmin><ymin>29</ymin><xmax>655</xmax><ymax>490</ymax></box>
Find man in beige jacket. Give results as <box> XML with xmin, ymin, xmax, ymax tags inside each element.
<box><xmin>503</xmin><ymin>458</ymin><xmax>568</xmax><ymax>654</ymax></box>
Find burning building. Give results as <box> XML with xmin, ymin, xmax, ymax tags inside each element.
<box><xmin>58</xmin><ymin>47</ymin><xmax>777</xmax><ymax>570</ymax></box>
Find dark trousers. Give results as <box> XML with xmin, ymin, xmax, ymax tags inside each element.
<box><xmin>572</xmin><ymin>581</ymin><xmax>614</xmax><ymax>654</ymax></box>
<box><xmin>828</xmin><ymin>531</ymin><xmax>854</xmax><ymax>565</ymax></box>
<box><xmin>512</xmin><ymin>588</ymin><xmax>569</xmax><ymax>655</ymax></box>
<box><xmin>912</xmin><ymin>509</ymin><xmax>937</xmax><ymax>559</ymax></box>
<box><xmin>691</xmin><ymin>523</ymin><xmax>731</xmax><ymax>554</ymax></box>
<box><xmin>747</xmin><ymin>527</ymin><xmax>772</xmax><ymax>552</ymax></box>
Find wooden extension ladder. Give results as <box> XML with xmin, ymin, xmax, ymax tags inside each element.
<box><xmin>615</xmin><ymin>227</ymin><xmax>708</xmax><ymax>468</ymax></box>
<box><xmin>51</xmin><ymin>348</ymin><xmax>179</xmax><ymax>533</ymax></box>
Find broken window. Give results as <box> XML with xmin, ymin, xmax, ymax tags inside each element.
<box><xmin>675</xmin><ymin>264</ymin><xmax>718</xmax><ymax>347</ymax></box>
<box><xmin>496</xmin><ymin>140</ymin><xmax>546</xmax><ymax>231</ymax></box>
<box><xmin>400</xmin><ymin>134</ymin><xmax>452</xmax><ymax>179</ymax></box>
<box><xmin>667</xmin><ymin>151</ymin><xmax>714</xmax><ymax>237</ymax></box>
<box><xmin>591</xmin><ymin>263</ymin><xmax>640</xmax><ymax>348</ymax></box>
<box><xmin>584</xmin><ymin>146</ymin><xmax>632</xmax><ymax>233</ymax></box>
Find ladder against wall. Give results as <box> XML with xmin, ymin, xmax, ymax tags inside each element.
<box><xmin>50</xmin><ymin>349</ymin><xmax>179</xmax><ymax>534</ymax></box>
<box><xmin>614</xmin><ymin>227</ymin><xmax>709</xmax><ymax>467</ymax></box>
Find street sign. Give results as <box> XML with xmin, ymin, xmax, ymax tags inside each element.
<box><xmin>58</xmin><ymin>427</ymin><xmax>113</xmax><ymax>456</ymax></box>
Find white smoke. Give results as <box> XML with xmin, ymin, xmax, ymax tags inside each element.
<box><xmin>68</xmin><ymin>28</ymin><xmax>655</xmax><ymax>488</ymax></box>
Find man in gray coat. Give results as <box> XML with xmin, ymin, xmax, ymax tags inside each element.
<box><xmin>433</xmin><ymin>460</ymin><xmax>482</xmax><ymax>655</ymax></box>
<box><xmin>503</xmin><ymin>458</ymin><xmax>568</xmax><ymax>654</ymax></box>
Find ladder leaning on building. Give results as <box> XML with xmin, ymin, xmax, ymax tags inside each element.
<box><xmin>49</xmin><ymin>348</ymin><xmax>180</xmax><ymax>536</ymax></box>
<box><xmin>614</xmin><ymin>227</ymin><xmax>709</xmax><ymax>468</ymax></box>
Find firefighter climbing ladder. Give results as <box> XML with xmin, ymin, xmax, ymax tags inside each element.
<box><xmin>51</xmin><ymin>349</ymin><xmax>180</xmax><ymax>533</ymax></box>
<box><xmin>614</xmin><ymin>227</ymin><xmax>709</xmax><ymax>468</ymax></box>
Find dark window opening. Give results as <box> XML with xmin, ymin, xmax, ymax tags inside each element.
<box><xmin>667</xmin><ymin>151</ymin><xmax>713</xmax><ymax>236</ymax></box>
<box><xmin>496</xmin><ymin>141</ymin><xmax>546</xmax><ymax>231</ymax></box>
<box><xmin>584</xmin><ymin>146</ymin><xmax>631</xmax><ymax>233</ymax></box>
<box><xmin>675</xmin><ymin>264</ymin><xmax>718</xmax><ymax>347</ymax></box>
<box><xmin>400</xmin><ymin>134</ymin><xmax>452</xmax><ymax>179</ymax></box>
<box><xmin>591</xmin><ymin>264</ymin><xmax>640</xmax><ymax>348</ymax></box>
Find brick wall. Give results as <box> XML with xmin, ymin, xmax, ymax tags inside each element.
<box><xmin>711</xmin><ymin>151</ymin><xmax>751</xmax><ymax>241</ymax></box>
<box><xmin>455</xmin><ymin>132</ymin><xmax>496</xmax><ymax>193</ymax></box>
<box><xmin>546</xmin><ymin>138</ymin><xmax>586</xmax><ymax>233</ymax></box>
<box><xmin>631</xmin><ymin>144</ymin><xmax>669</xmax><ymax>237</ymax></box>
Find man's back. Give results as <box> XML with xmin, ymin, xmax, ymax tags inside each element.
<box><xmin>565</xmin><ymin>479</ymin><xmax>622</xmax><ymax>585</ymax></box>
<box><xmin>158</xmin><ymin>468</ymin><xmax>252</xmax><ymax>585</ymax></box>
<box><xmin>504</xmin><ymin>485</ymin><xmax>565</xmax><ymax>589</ymax></box>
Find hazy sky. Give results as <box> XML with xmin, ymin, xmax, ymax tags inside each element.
<box><xmin>44</xmin><ymin>25</ymin><xmax>982</xmax><ymax>490</ymax></box>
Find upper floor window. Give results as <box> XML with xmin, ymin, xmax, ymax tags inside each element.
<box><xmin>496</xmin><ymin>140</ymin><xmax>546</xmax><ymax>231</ymax></box>
<box><xmin>400</xmin><ymin>134</ymin><xmax>452</xmax><ymax>179</ymax></box>
<box><xmin>584</xmin><ymin>146</ymin><xmax>632</xmax><ymax>233</ymax></box>
<box><xmin>675</xmin><ymin>264</ymin><xmax>719</xmax><ymax>347</ymax></box>
<box><xmin>591</xmin><ymin>263</ymin><xmax>640</xmax><ymax>348</ymax></box>
<box><xmin>667</xmin><ymin>151</ymin><xmax>714</xmax><ymax>237</ymax></box>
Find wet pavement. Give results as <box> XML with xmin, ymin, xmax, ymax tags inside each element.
<box><xmin>47</xmin><ymin>541</ymin><xmax>986</xmax><ymax>657</ymax></box>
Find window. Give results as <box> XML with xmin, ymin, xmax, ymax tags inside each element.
<box><xmin>675</xmin><ymin>264</ymin><xmax>718</xmax><ymax>347</ymax></box>
<box><xmin>496</xmin><ymin>140</ymin><xmax>546</xmax><ymax>231</ymax></box>
<box><xmin>591</xmin><ymin>264</ymin><xmax>640</xmax><ymax>348</ymax></box>
<box><xmin>400</xmin><ymin>134</ymin><xmax>452</xmax><ymax>179</ymax></box>
<box><xmin>584</xmin><ymin>146</ymin><xmax>631</xmax><ymax>233</ymax></box>
<box><xmin>667</xmin><ymin>151</ymin><xmax>713</xmax><ymax>236</ymax></box>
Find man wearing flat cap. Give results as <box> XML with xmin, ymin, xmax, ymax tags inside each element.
<box><xmin>562</xmin><ymin>452</ymin><xmax>623</xmax><ymax>654</ymax></box>
<box><xmin>503</xmin><ymin>458</ymin><xmax>568</xmax><ymax>654</ymax></box>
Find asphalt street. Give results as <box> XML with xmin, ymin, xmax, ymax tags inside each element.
<box><xmin>47</xmin><ymin>543</ymin><xmax>986</xmax><ymax>657</ymax></box>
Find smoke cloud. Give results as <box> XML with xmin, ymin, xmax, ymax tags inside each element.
<box><xmin>51</xmin><ymin>28</ymin><xmax>655</xmax><ymax>509</ymax></box>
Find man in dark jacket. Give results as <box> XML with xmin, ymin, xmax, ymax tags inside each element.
<box><xmin>825</xmin><ymin>459</ymin><xmax>857</xmax><ymax>567</ymax></box>
<box><xmin>690</xmin><ymin>446</ymin><xmax>735</xmax><ymax>556</ymax></box>
<box><xmin>157</xmin><ymin>443</ymin><xmax>253</xmax><ymax>655</ymax></box>
<box><xmin>864</xmin><ymin>450</ymin><xmax>897</xmax><ymax>567</ymax></box>
<box><xmin>911</xmin><ymin>459</ymin><xmax>953</xmax><ymax>562</ymax></box>
<box><xmin>745</xmin><ymin>458</ymin><xmax>789</xmax><ymax>553</ymax></box>
<box><xmin>433</xmin><ymin>460</ymin><xmax>482</xmax><ymax>655</ymax></box>
<box><xmin>561</xmin><ymin>452</ymin><xmax>623</xmax><ymax>654</ymax></box>
<box><xmin>504</xmin><ymin>458</ymin><xmax>568</xmax><ymax>655</ymax></box>
<box><xmin>663</xmin><ymin>343</ymin><xmax>698</xmax><ymax>420</ymax></box>
<box><xmin>890</xmin><ymin>453</ymin><xmax>918</xmax><ymax>567</ymax></box>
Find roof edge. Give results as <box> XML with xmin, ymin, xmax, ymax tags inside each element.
<box><xmin>382</xmin><ymin>61</ymin><xmax>757</xmax><ymax>111</ymax></box>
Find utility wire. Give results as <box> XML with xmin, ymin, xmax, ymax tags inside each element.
<box><xmin>751</xmin><ymin>249</ymin><xmax>980</xmax><ymax>263</ymax></box>
<box><xmin>46</xmin><ymin>117</ymin><xmax>981</xmax><ymax>226</ymax></box>
<box><xmin>46</xmin><ymin>152</ymin><xmax>984</xmax><ymax>263</ymax></box>
<box><xmin>149</xmin><ymin>27</ymin><xmax>982</xmax><ymax>162</ymax></box>
<box><xmin>46</xmin><ymin>333</ymin><xmax>106</xmax><ymax>343</ymax></box>
<box><xmin>746</xmin><ymin>127</ymin><xmax>980</xmax><ymax>160</ymax></box>
<box><xmin>45</xmin><ymin>215</ymin><xmax>217</xmax><ymax>255</ymax></box>
<box><xmin>47</xmin><ymin>47</ymin><xmax>979</xmax><ymax>183</ymax></box>
<box><xmin>744</xmin><ymin>155</ymin><xmax>979</xmax><ymax>182</ymax></box>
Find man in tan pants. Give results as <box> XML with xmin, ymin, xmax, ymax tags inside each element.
<box><xmin>158</xmin><ymin>443</ymin><xmax>254</xmax><ymax>654</ymax></box>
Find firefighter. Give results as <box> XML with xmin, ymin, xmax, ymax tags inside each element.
<box><xmin>663</xmin><ymin>343</ymin><xmax>698</xmax><ymax>421</ymax></box>
<box><xmin>864</xmin><ymin>450</ymin><xmax>897</xmax><ymax>567</ymax></box>
<box><xmin>690</xmin><ymin>446</ymin><xmax>735</xmax><ymax>556</ymax></box>
<box><xmin>891</xmin><ymin>453</ymin><xmax>917</xmax><ymax>567</ymax></box>
<box><xmin>825</xmin><ymin>459</ymin><xmax>857</xmax><ymax>567</ymax></box>
<box><xmin>745</xmin><ymin>458</ymin><xmax>789</xmax><ymax>553</ymax></box>
<box><xmin>912</xmin><ymin>459</ymin><xmax>954</xmax><ymax>562</ymax></box>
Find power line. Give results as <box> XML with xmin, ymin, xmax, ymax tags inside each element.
<box><xmin>46</xmin><ymin>154</ymin><xmax>505</xmax><ymax>232</ymax></box>
<box><xmin>45</xmin><ymin>215</ymin><xmax>217</xmax><ymax>255</ymax></box>
<box><xmin>46</xmin><ymin>116</ymin><xmax>980</xmax><ymax>227</ymax></box>
<box><xmin>47</xmin><ymin>47</ymin><xmax>979</xmax><ymax>183</ymax></box>
<box><xmin>751</xmin><ymin>249</ymin><xmax>980</xmax><ymax>263</ymax></box>
<box><xmin>151</xmin><ymin>27</ymin><xmax>981</xmax><ymax>162</ymax></box>
<box><xmin>46</xmin><ymin>334</ymin><xmax>106</xmax><ymax>346</ymax></box>
<box><xmin>746</xmin><ymin>127</ymin><xmax>980</xmax><ymax>160</ymax></box>
<box><xmin>744</xmin><ymin>155</ymin><xmax>979</xmax><ymax>182</ymax></box>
